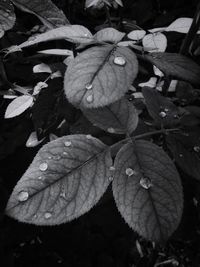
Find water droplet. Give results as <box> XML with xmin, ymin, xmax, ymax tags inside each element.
<box><xmin>159</xmin><ymin>111</ymin><xmax>167</xmax><ymax>118</ymax></box>
<box><xmin>64</xmin><ymin>141</ymin><xmax>72</xmax><ymax>147</ymax></box>
<box><xmin>194</xmin><ymin>146</ymin><xmax>200</xmax><ymax>153</ymax></box>
<box><xmin>44</xmin><ymin>212</ymin><xmax>52</xmax><ymax>219</ymax></box>
<box><xmin>85</xmin><ymin>83</ymin><xmax>93</xmax><ymax>90</ymax></box>
<box><xmin>108</xmin><ymin>176</ymin><xmax>114</xmax><ymax>182</ymax></box>
<box><xmin>125</xmin><ymin>168</ymin><xmax>135</xmax><ymax>176</ymax></box>
<box><xmin>38</xmin><ymin>176</ymin><xmax>42</xmax><ymax>180</ymax></box>
<box><xmin>114</xmin><ymin>56</ymin><xmax>126</xmax><ymax>66</ymax></box>
<box><xmin>86</xmin><ymin>94</ymin><xmax>93</xmax><ymax>103</ymax></box>
<box><xmin>107</xmin><ymin>127</ymin><xmax>115</xmax><ymax>133</ymax></box>
<box><xmin>140</xmin><ymin>177</ymin><xmax>152</xmax><ymax>189</ymax></box>
<box><xmin>179</xmin><ymin>154</ymin><xmax>183</xmax><ymax>157</ymax></box>
<box><xmin>48</xmin><ymin>156</ymin><xmax>52</xmax><ymax>159</ymax></box>
<box><xmin>39</xmin><ymin>162</ymin><xmax>48</xmax><ymax>171</ymax></box>
<box><xmin>164</xmin><ymin>108</ymin><xmax>169</xmax><ymax>112</ymax></box>
<box><xmin>54</xmin><ymin>155</ymin><xmax>61</xmax><ymax>160</ymax></box>
<box><xmin>109</xmin><ymin>166</ymin><xmax>115</xmax><ymax>171</ymax></box>
<box><xmin>18</xmin><ymin>191</ymin><xmax>29</xmax><ymax>202</ymax></box>
<box><xmin>86</xmin><ymin>134</ymin><xmax>92</xmax><ymax>139</ymax></box>
<box><xmin>60</xmin><ymin>192</ymin><xmax>66</xmax><ymax>198</ymax></box>
<box><xmin>63</xmin><ymin>151</ymin><xmax>67</xmax><ymax>155</ymax></box>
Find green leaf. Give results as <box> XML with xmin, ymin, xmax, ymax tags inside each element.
<box><xmin>0</xmin><ymin>0</ymin><xmax>16</xmax><ymax>36</ymax></box>
<box><xmin>83</xmin><ymin>98</ymin><xmax>138</xmax><ymax>134</ymax></box>
<box><xmin>64</xmin><ymin>45</ymin><xmax>138</xmax><ymax>108</ymax></box>
<box><xmin>167</xmin><ymin>132</ymin><xmax>200</xmax><ymax>180</ymax></box>
<box><xmin>94</xmin><ymin>28</ymin><xmax>125</xmax><ymax>43</ymax></box>
<box><xmin>112</xmin><ymin>140</ymin><xmax>183</xmax><ymax>242</ymax></box>
<box><xmin>165</xmin><ymin>18</ymin><xmax>194</xmax><ymax>34</ymax></box>
<box><xmin>6</xmin><ymin>135</ymin><xmax>113</xmax><ymax>225</ymax></box>
<box><xmin>127</xmin><ymin>30</ymin><xmax>146</xmax><ymax>41</ymax></box>
<box><xmin>142</xmin><ymin>87</ymin><xmax>180</xmax><ymax>127</ymax></box>
<box><xmin>142</xmin><ymin>33</ymin><xmax>167</xmax><ymax>52</ymax></box>
<box><xmin>144</xmin><ymin>52</ymin><xmax>200</xmax><ymax>85</ymax></box>
<box><xmin>5</xmin><ymin>95</ymin><xmax>33</xmax><ymax>119</ymax></box>
<box><xmin>11</xmin><ymin>0</ymin><xmax>69</xmax><ymax>28</ymax></box>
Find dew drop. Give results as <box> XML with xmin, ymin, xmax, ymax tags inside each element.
<box><xmin>44</xmin><ymin>212</ymin><xmax>52</xmax><ymax>219</ymax></box>
<box><xmin>113</xmin><ymin>56</ymin><xmax>126</xmax><ymax>66</ymax></box>
<box><xmin>140</xmin><ymin>177</ymin><xmax>152</xmax><ymax>189</ymax></box>
<box><xmin>108</xmin><ymin>176</ymin><xmax>114</xmax><ymax>182</ymax></box>
<box><xmin>125</xmin><ymin>168</ymin><xmax>135</xmax><ymax>176</ymax></box>
<box><xmin>38</xmin><ymin>176</ymin><xmax>42</xmax><ymax>180</ymax></box>
<box><xmin>86</xmin><ymin>94</ymin><xmax>93</xmax><ymax>103</ymax></box>
<box><xmin>54</xmin><ymin>155</ymin><xmax>61</xmax><ymax>160</ymax></box>
<box><xmin>179</xmin><ymin>154</ymin><xmax>183</xmax><ymax>157</ymax></box>
<box><xmin>86</xmin><ymin>134</ymin><xmax>92</xmax><ymax>139</ymax></box>
<box><xmin>107</xmin><ymin>127</ymin><xmax>115</xmax><ymax>133</ymax></box>
<box><xmin>159</xmin><ymin>111</ymin><xmax>167</xmax><ymax>118</ymax></box>
<box><xmin>109</xmin><ymin>166</ymin><xmax>115</xmax><ymax>171</ymax></box>
<box><xmin>39</xmin><ymin>162</ymin><xmax>48</xmax><ymax>171</ymax></box>
<box><xmin>60</xmin><ymin>191</ymin><xmax>66</xmax><ymax>198</ymax></box>
<box><xmin>18</xmin><ymin>191</ymin><xmax>29</xmax><ymax>202</ymax></box>
<box><xmin>64</xmin><ymin>141</ymin><xmax>72</xmax><ymax>147</ymax></box>
<box><xmin>194</xmin><ymin>146</ymin><xmax>200</xmax><ymax>153</ymax></box>
<box><xmin>48</xmin><ymin>156</ymin><xmax>52</xmax><ymax>159</ymax></box>
<box><xmin>63</xmin><ymin>151</ymin><xmax>67</xmax><ymax>155</ymax></box>
<box><xmin>85</xmin><ymin>83</ymin><xmax>93</xmax><ymax>90</ymax></box>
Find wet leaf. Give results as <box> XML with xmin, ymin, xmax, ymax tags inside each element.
<box><xmin>64</xmin><ymin>45</ymin><xmax>138</xmax><ymax>108</ymax></box>
<box><xmin>94</xmin><ymin>27</ymin><xmax>125</xmax><ymax>43</ymax></box>
<box><xmin>83</xmin><ymin>98</ymin><xmax>138</xmax><ymax>134</ymax></box>
<box><xmin>0</xmin><ymin>0</ymin><xmax>16</xmax><ymax>35</ymax></box>
<box><xmin>165</xmin><ymin>18</ymin><xmax>193</xmax><ymax>34</ymax></box>
<box><xmin>6</xmin><ymin>135</ymin><xmax>112</xmax><ymax>225</ymax></box>
<box><xmin>5</xmin><ymin>95</ymin><xmax>33</xmax><ymax>119</ymax></box>
<box><xmin>127</xmin><ymin>30</ymin><xmax>146</xmax><ymax>41</ymax></box>
<box><xmin>11</xmin><ymin>0</ymin><xmax>69</xmax><ymax>28</ymax></box>
<box><xmin>112</xmin><ymin>140</ymin><xmax>183</xmax><ymax>242</ymax></box>
<box><xmin>142</xmin><ymin>33</ymin><xmax>167</xmax><ymax>52</ymax></box>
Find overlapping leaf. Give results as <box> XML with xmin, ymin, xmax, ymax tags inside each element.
<box><xmin>6</xmin><ymin>135</ymin><xmax>113</xmax><ymax>225</ymax></box>
<box><xmin>94</xmin><ymin>28</ymin><xmax>125</xmax><ymax>43</ymax></box>
<box><xmin>83</xmin><ymin>98</ymin><xmax>138</xmax><ymax>134</ymax></box>
<box><xmin>11</xmin><ymin>0</ymin><xmax>69</xmax><ymax>28</ymax></box>
<box><xmin>144</xmin><ymin>52</ymin><xmax>200</xmax><ymax>85</ymax></box>
<box><xmin>142</xmin><ymin>33</ymin><xmax>167</xmax><ymax>52</ymax></box>
<box><xmin>112</xmin><ymin>140</ymin><xmax>183</xmax><ymax>242</ymax></box>
<box><xmin>64</xmin><ymin>45</ymin><xmax>138</xmax><ymax>108</ymax></box>
<box><xmin>0</xmin><ymin>0</ymin><xmax>16</xmax><ymax>37</ymax></box>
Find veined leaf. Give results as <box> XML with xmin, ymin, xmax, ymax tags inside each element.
<box><xmin>144</xmin><ymin>52</ymin><xmax>200</xmax><ymax>85</ymax></box>
<box><xmin>11</xmin><ymin>0</ymin><xmax>69</xmax><ymax>28</ymax></box>
<box><xmin>64</xmin><ymin>45</ymin><xmax>138</xmax><ymax>108</ymax></box>
<box><xmin>5</xmin><ymin>95</ymin><xmax>33</xmax><ymax>119</ymax></box>
<box><xmin>6</xmin><ymin>135</ymin><xmax>113</xmax><ymax>225</ymax></box>
<box><xmin>142</xmin><ymin>33</ymin><xmax>167</xmax><ymax>52</ymax></box>
<box><xmin>83</xmin><ymin>98</ymin><xmax>138</xmax><ymax>134</ymax></box>
<box><xmin>112</xmin><ymin>140</ymin><xmax>183</xmax><ymax>242</ymax></box>
<box><xmin>0</xmin><ymin>0</ymin><xmax>16</xmax><ymax>35</ymax></box>
<box><xmin>165</xmin><ymin>18</ymin><xmax>193</xmax><ymax>34</ymax></box>
<box><xmin>94</xmin><ymin>28</ymin><xmax>125</xmax><ymax>43</ymax></box>
<box><xmin>127</xmin><ymin>30</ymin><xmax>146</xmax><ymax>41</ymax></box>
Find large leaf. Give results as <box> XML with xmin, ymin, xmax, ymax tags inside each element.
<box><xmin>0</xmin><ymin>0</ymin><xmax>16</xmax><ymax>37</ymax></box>
<box><xmin>112</xmin><ymin>140</ymin><xmax>183</xmax><ymax>242</ymax></box>
<box><xmin>167</xmin><ymin>132</ymin><xmax>200</xmax><ymax>180</ymax></box>
<box><xmin>6</xmin><ymin>135</ymin><xmax>113</xmax><ymax>225</ymax></box>
<box><xmin>83</xmin><ymin>98</ymin><xmax>138</xmax><ymax>134</ymax></box>
<box><xmin>11</xmin><ymin>0</ymin><xmax>69</xmax><ymax>28</ymax></box>
<box><xmin>142</xmin><ymin>87</ymin><xmax>180</xmax><ymax>127</ymax></box>
<box><xmin>144</xmin><ymin>52</ymin><xmax>200</xmax><ymax>85</ymax></box>
<box><xmin>94</xmin><ymin>28</ymin><xmax>125</xmax><ymax>43</ymax></box>
<box><xmin>64</xmin><ymin>45</ymin><xmax>138</xmax><ymax>108</ymax></box>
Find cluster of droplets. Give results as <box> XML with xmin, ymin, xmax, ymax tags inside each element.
<box><xmin>108</xmin><ymin>166</ymin><xmax>116</xmax><ymax>182</ymax></box>
<box><xmin>139</xmin><ymin>177</ymin><xmax>152</xmax><ymax>189</ymax></box>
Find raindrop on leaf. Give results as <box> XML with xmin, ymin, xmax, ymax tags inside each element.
<box><xmin>85</xmin><ymin>83</ymin><xmax>93</xmax><ymax>90</ymax></box>
<box><xmin>64</xmin><ymin>141</ymin><xmax>72</xmax><ymax>147</ymax></box>
<box><xmin>113</xmin><ymin>56</ymin><xmax>126</xmax><ymax>66</ymax></box>
<box><xmin>44</xmin><ymin>212</ymin><xmax>52</xmax><ymax>219</ymax></box>
<box><xmin>39</xmin><ymin>163</ymin><xmax>48</xmax><ymax>171</ymax></box>
<box><xmin>18</xmin><ymin>191</ymin><xmax>29</xmax><ymax>202</ymax></box>
<box><xmin>140</xmin><ymin>177</ymin><xmax>152</xmax><ymax>189</ymax></box>
<box><xmin>86</xmin><ymin>94</ymin><xmax>94</xmax><ymax>103</ymax></box>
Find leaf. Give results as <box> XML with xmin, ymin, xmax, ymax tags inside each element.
<box><xmin>127</xmin><ymin>30</ymin><xmax>146</xmax><ymax>41</ymax></box>
<box><xmin>83</xmin><ymin>98</ymin><xmax>138</xmax><ymax>134</ymax></box>
<box><xmin>115</xmin><ymin>0</ymin><xmax>123</xmax><ymax>6</ymax></box>
<box><xmin>6</xmin><ymin>135</ymin><xmax>113</xmax><ymax>225</ymax></box>
<box><xmin>11</xmin><ymin>0</ymin><xmax>69</xmax><ymax>28</ymax></box>
<box><xmin>0</xmin><ymin>0</ymin><xmax>16</xmax><ymax>34</ymax></box>
<box><xmin>94</xmin><ymin>27</ymin><xmax>125</xmax><ymax>43</ymax></box>
<box><xmin>26</xmin><ymin>131</ymin><xmax>45</xmax><ymax>148</ymax></box>
<box><xmin>33</xmin><ymin>63</ymin><xmax>52</xmax><ymax>74</ymax></box>
<box><xmin>38</xmin><ymin>49</ymin><xmax>73</xmax><ymax>57</ymax></box>
<box><xmin>165</xmin><ymin>18</ymin><xmax>193</xmax><ymax>34</ymax></box>
<box><xmin>5</xmin><ymin>95</ymin><xmax>33</xmax><ymax>119</ymax></box>
<box><xmin>142</xmin><ymin>87</ymin><xmax>180</xmax><ymax>127</ymax></box>
<box><xmin>142</xmin><ymin>33</ymin><xmax>167</xmax><ymax>52</ymax></box>
<box><xmin>64</xmin><ymin>45</ymin><xmax>138</xmax><ymax>109</ymax></box>
<box><xmin>85</xmin><ymin>0</ymin><xmax>102</xmax><ymax>8</ymax></box>
<box><xmin>144</xmin><ymin>52</ymin><xmax>200</xmax><ymax>85</ymax></box>
<box><xmin>112</xmin><ymin>140</ymin><xmax>183</xmax><ymax>242</ymax></box>
<box><xmin>167</xmin><ymin>132</ymin><xmax>200</xmax><ymax>180</ymax></box>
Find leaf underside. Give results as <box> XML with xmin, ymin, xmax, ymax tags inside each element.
<box><xmin>112</xmin><ymin>140</ymin><xmax>183</xmax><ymax>243</ymax></box>
<box><xmin>6</xmin><ymin>135</ymin><xmax>113</xmax><ymax>225</ymax></box>
<box><xmin>64</xmin><ymin>45</ymin><xmax>138</xmax><ymax>109</ymax></box>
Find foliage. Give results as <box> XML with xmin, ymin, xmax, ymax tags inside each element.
<box><xmin>1</xmin><ymin>0</ymin><xmax>200</xmax><ymax>246</ymax></box>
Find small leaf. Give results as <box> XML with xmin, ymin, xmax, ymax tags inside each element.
<box><xmin>112</xmin><ymin>140</ymin><xmax>183</xmax><ymax>242</ymax></box>
<box><xmin>83</xmin><ymin>98</ymin><xmax>138</xmax><ymax>134</ymax></box>
<box><xmin>144</xmin><ymin>52</ymin><xmax>200</xmax><ymax>85</ymax></box>
<box><xmin>6</xmin><ymin>135</ymin><xmax>113</xmax><ymax>225</ymax></box>
<box><xmin>127</xmin><ymin>30</ymin><xmax>146</xmax><ymax>41</ymax></box>
<box><xmin>38</xmin><ymin>49</ymin><xmax>73</xmax><ymax>56</ymax></box>
<box><xmin>167</xmin><ymin>132</ymin><xmax>200</xmax><ymax>180</ymax></box>
<box><xmin>5</xmin><ymin>95</ymin><xmax>33</xmax><ymax>119</ymax></box>
<box><xmin>142</xmin><ymin>87</ymin><xmax>180</xmax><ymax>127</ymax></box>
<box><xmin>115</xmin><ymin>0</ymin><xmax>123</xmax><ymax>6</ymax></box>
<box><xmin>26</xmin><ymin>131</ymin><xmax>45</xmax><ymax>148</ymax></box>
<box><xmin>0</xmin><ymin>0</ymin><xmax>16</xmax><ymax>33</ymax></box>
<box><xmin>33</xmin><ymin>63</ymin><xmax>52</xmax><ymax>73</ymax></box>
<box><xmin>64</xmin><ymin>45</ymin><xmax>138</xmax><ymax>108</ymax></box>
<box><xmin>142</xmin><ymin>33</ymin><xmax>167</xmax><ymax>52</ymax></box>
<box><xmin>94</xmin><ymin>27</ymin><xmax>125</xmax><ymax>43</ymax></box>
<box><xmin>165</xmin><ymin>18</ymin><xmax>193</xmax><ymax>34</ymax></box>
<box><xmin>11</xmin><ymin>0</ymin><xmax>69</xmax><ymax>28</ymax></box>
